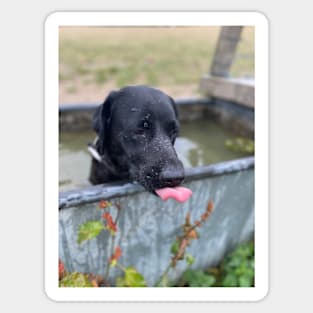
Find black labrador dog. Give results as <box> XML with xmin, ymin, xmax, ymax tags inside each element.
<box><xmin>88</xmin><ymin>85</ymin><xmax>185</xmax><ymax>193</ymax></box>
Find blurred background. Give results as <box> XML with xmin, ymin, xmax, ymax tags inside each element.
<box><xmin>59</xmin><ymin>26</ymin><xmax>254</xmax><ymax>103</ymax></box>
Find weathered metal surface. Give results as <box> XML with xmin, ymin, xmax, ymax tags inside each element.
<box><xmin>59</xmin><ymin>157</ymin><xmax>254</xmax><ymax>209</ymax></box>
<box><xmin>59</xmin><ymin>160</ymin><xmax>254</xmax><ymax>286</ymax></box>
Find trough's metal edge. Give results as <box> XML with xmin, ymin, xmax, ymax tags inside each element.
<box><xmin>59</xmin><ymin>98</ymin><xmax>212</xmax><ymax>113</ymax></box>
<box><xmin>59</xmin><ymin>156</ymin><xmax>254</xmax><ymax>210</ymax></box>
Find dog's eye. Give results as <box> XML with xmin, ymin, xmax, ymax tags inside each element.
<box><xmin>133</xmin><ymin>121</ymin><xmax>150</xmax><ymax>136</ymax></box>
<box><xmin>134</xmin><ymin>129</ymin><xmax>145</xmax><ymax>135</ymax></box>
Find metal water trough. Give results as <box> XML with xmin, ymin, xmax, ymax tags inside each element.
<box><xmin>59</xmin><ymin>98</ymin><xmax>255</xmax><ymax>286</ymax></box>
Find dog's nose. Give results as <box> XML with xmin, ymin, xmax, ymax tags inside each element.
<box><xmin>159</xmin><ymin>168</ymin><xmax>185</xmax><ymax>187</ymax></box>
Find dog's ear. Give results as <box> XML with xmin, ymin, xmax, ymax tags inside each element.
<box><xmin>169</xmin><ymin>96</ymin><xmax>179</xmax><ymax>119</ymax></box>
<box><xmin>92</xmin><ymin>91</ymin><xmax>117</xmax><ymax>155</ymax></box>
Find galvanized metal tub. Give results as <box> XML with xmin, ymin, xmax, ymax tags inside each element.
<box><xmin>59</xmin><ymin>157</ymin><xmax>254</xmax><ymax>286</ymax></box>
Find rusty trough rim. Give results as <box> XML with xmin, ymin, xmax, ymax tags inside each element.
<box><xmin>59</xmin><ymin>156</ymin><xmax>254</xmax><ymax>210</ymax></box>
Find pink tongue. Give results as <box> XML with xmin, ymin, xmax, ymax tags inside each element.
<box><xmin>155</xmin><ymin>186</ymin><xmax>192</xmax><ymax>203</ymax></box>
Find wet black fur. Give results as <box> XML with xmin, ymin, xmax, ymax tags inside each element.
<box><xmin>89</xmin><ymin>85</ymin><xmax>184</xmax><ymax>192</ymax></box>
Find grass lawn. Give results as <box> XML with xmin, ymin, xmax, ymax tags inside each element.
<box><xmin>59</xmin><ymin>26</ymin><xmax>254</xmax><ymax>103</ymax></box>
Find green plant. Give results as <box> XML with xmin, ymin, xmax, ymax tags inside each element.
<box><xmin>181</xmin><ymin>269</ymin><xmax>216</xmax><ymax>287</ymax></box>
<box><xmin>59</xmin><ymin>260</ymin><xmax>100</xmax><ymax>287</ymax></box>
<box><xmin>156</xmin><ymin>200</ymin><xmax>214</xmax><ymax>287</ymax></box>
<box><xmin>116</xmin><ymin>266</ymin><xmax>146</xmax><ymax>287</ymax></box>
<box><xmin>225</xmin><ymin>137</ymin><xmax>254</xmax><ymax>154</ymax></box>
<box><xmin>178</xmin><ymin>241</ymin><xmax>254</xmax><ymax>287</ymax></box>
<box><xmin>77</xmin><ymin>220</ymin><xmax>104</xmax><ymax>244</ymax></box>
<box><xmin>59</xmin><ymin>198</ymin><xmax>217</xmax><ymax>287</ymax></box>
<box><xmin>219</xmin><ymin>240</ymin><xmax>254</xmax><ymax>287</ymax></box>
<box><xmin>59</xmin><ymin>272</ymin><xmax>95</xmax><ymax>287</ymax></box>
<box><xmin>71</xmin><ymin>200</ymin><xmax>147</xmax><ymax>287</ymax></box>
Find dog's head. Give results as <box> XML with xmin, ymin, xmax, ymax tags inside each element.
<box><xmin>92</xmin><ymin>85</ymin><xmax>185</xmax><ymax>193</ymax></box>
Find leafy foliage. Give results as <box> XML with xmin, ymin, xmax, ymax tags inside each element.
<box><xmin>62</xmin><ymin>199</ymin><xmax>254</xmax><ymax>288</ymax></box>
<box><xmin>225</xmin><ymin>137</ymin><xmax>254</xmax><ymax>154</ymax></box>
<box><xmin>156</xmin><ymin>200</ymin><xmax>215</xmax><ymax>287</ymax></box>
<box><xmin>72</xmin><ymin>200</ymin><xmax>147</xmax><ymax>287</ymax></box>
<box><xmin>170</xmin><ymin>201</ymin><xmax>214</xmax><ymax>269</ymax></box>
<box><xmin>170</xmin><ymin>240</ymin><xmax>180</xmax><ymax>255</ymax></box>
<box><xmin>182</xmin><ymin>269</ymin><xmax>216</xmax><ymax>287</ymax></box>
<box><xmin>116</xmin><ymin>267</ymin><xmax>147</xmax><ymax>287</ymax></box>
<box><xmin>59</xmin><ymin>272</ymin><xmax>94</xmax><ymax>287</ymax></box>
<box><xmin>77</xmin><ymin>221</ymin><xmax>104</xmax><ymax>244</ymax></box>
<box><xmin>185</xmin><ymin>254</ymin><xmax>195</xmax><ymax>266</ymax></box>
<box><xmin>178</xmin><ymin>241</ymin><xmax>254</xmax><ymax>287</ymax></box>
<box><xmin>219</xmin><ymin>240</ymin><xmax>254</xmax><ymax>287</ymax></box>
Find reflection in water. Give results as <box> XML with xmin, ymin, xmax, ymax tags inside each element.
<box><xmin>174</xmin><ymin>137</ymin><xmax>201</xmax><ymax>168</ymax></box>
<box><xmin>59</xmin><ymin>119</ymin><xmax>251</xmax><ymax>191</ymax></box>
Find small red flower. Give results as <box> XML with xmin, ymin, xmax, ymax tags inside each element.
<box><xmin>102</xmin><ymin>212</ymin><xmax>117</xmax><ymax>233</ymax></box>
<box><xmin>207</xmin><ymin>200</ymin><xmax>214</xmax><ymax>214</ymax></box>
<box><xmin>201</xmin><ymin>212</ymin><xmax>209</xmax><ymax>221</ymax></box>
<box><xmin>109</xmin><ymin>246</ymin><xmax>122</xmax><ymax>264</ymax></box>
<box><xmin>194</xmin><ymin>220</ymin><xmax>202</xmax><ymax>227</ymax></box>
<box><xmin>187</xmin><ymin>229</ymin><xmax>198</xmax><ymax>240</ymax></box>
<box><xmin>102</xmin><ymin>212</ymin><xmax>110</xmax><ymax>219</ymax></box>
<box><xmin>98</xmin><ymin>200</ymin><xmax>111</xmax><ymax>209</ymax></box>
<box><xmin>59</xmin><ymin>260</ymin><xmax>65</xmax><ymax>280</ymax></box>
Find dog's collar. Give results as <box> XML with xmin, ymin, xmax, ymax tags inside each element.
<box><xmin>87</xmin><ymin>136</ymin><xmax>103</xmax><ymax>162</ymax></box>
<box><xmin>87</xmin><ymin>137</ymin><xmax>119</xmax><ymax>176</ymax></box>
